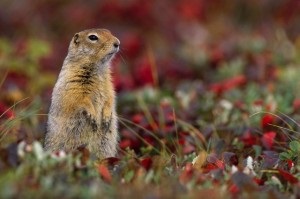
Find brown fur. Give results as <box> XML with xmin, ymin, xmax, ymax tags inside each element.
<box><xmin>45</xmin><ymin>29</ymin><xmax>120</xmax><ymax>159</ymax></box>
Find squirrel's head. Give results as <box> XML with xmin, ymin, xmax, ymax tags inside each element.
<box><xmin>68</xmin><ymin>28</ymin><xmax>120</xmax><ymax>66</ymax></box>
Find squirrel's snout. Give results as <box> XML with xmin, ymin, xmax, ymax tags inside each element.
<box><xmin>113</xmin><ymin>42</ymin><xmax>119</xmax><ymax>48</ymax></box>
<box><xmin>113</xmin><ymin>39</ymin><xmax>120</xmax><ymax>49</ymax></box>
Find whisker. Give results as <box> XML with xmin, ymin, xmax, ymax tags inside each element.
<box><xmin>119</xmin><ymin>51</ymin><xmax>127</xmax><ymax>65</ymax></box>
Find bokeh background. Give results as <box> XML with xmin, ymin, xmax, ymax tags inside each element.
<box><xmin>0</xmin><ymin>0</ymin><xmax>300</xmax><ymax>149</ymax></box>
<box><xmin>2</xmin><ymin>1</ymin><xmax>300</xmax><ymax>197</ymax></box>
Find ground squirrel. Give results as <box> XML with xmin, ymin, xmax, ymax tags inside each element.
<box><xmin>45</xmin><ymin>28</ymin><xmax>120</xmax><ymax>159</ymax></box>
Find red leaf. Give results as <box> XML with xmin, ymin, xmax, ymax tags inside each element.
<box><xmin>205</xmin><ymin>154</ymin><xmax>225</xmax><ymax>171</ymax></box>
<box><xmin>119</xmin><ymin>135</ymin><xmax>141</xmax><ymax>151</ymax></box>
<box><xmin>261</xmin><ymin>114</ymin><xmax>274</xmax><ymax>129</ymax></box>
<box><xmin>287</xmin><ymin>159</ymin><xmax>294</xmax><ymax>170</ymax></box>
<box><xmin>178</xmin><ymin>138</ymin><xmax>185</xmax><ymax>145</ymax></box>
<box><xmin>229</xmin><ymin>184</ymin><xmax>239</xmax><ymax>195</ymax></box>
<box><xmin>140</xmin><ymin>157</ymin><xmax>153</xmax><ymax>171</ymax></box>
<box><xmin>261</xmin><ymin>131</ymin><xmax>276</xmax><ymax>149</ymax></box>
<box><xmin>202</xmin><ymin>163</ymin><xmax>219</xmax><ymax>173</ymax></box>
<box><xmin>293</xmin><ymin>98</ymin><xmax>300</xmax><ymax>111</ymax></box>
<box><xmin>214</xmin><ymin>159</ymin><xmax>225</xmax><ymax>169</ymax></box>
<box><xmin>119</xmin><ymin>139</ymin><xmax>131</xmax><ymax>149</ymax></box>
<box><xmin>98</xmin><ymin>164</ymin><xmax>112</xmax><ymax>183</ymax></box>
<box><xmin>207</xmin><ymin>154</ymin><xmax>225</xmax><ymax>169</ymax></box>
<box><xmin>0</xmin><ymin>103</ymin><xmax>15</xmax><ymax>119</ymax></box>
<box><xmin>253</xmin><ymin>177</ymin><xmax>265</xmax><ymax>186</ymax></box>
<box><xmin>132</xmin><ymin>113</ymin><xmax>144</xmax><ymax>124</ymax></box>
<box><xmin>179</xmin><ymin>163</ymin><xmax>194</xmax><ymax>183</ymax></box>
<box><xmin>278</xmin><ymin>169</ymin><xmax>298</xmax><ymax>184</ymax></box>
<box><xmin>144</xmin><ymin>136</ymin><xmax>155</xmax><ymax>146</ymax></box>
<box><xmin>240</xmin><ymin>131</ymin><xmax>257</xmax><ymax>147</ymax></box>
<box><xmin>210</xmin><ymin>75</ymin><xmax>246</xmax><ymax>95</ymax></box>
<box><xmin>222</xmin><ymin>75</ymin><xmax>246</xmax><ymax>91</ymax></box>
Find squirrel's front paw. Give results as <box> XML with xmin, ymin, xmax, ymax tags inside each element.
<box><xmin>101</xmin><ymin>116</ymin><xmax>112</xmax><ymax>133</ymax></box>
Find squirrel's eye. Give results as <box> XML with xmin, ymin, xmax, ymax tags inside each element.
<box><xmin>88</xmin><ymin>35</ymin><xmax>98</xmax><ymax>41</ymax></box>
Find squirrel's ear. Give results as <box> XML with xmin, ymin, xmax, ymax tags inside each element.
<box><xmin>73</xmin><ymin>33</ymin><xmax>80</xmax><ymax>45</ymax></box>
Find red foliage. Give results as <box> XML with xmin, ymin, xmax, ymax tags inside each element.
<box><xmin>293</xmin><ymin>98</ymin><xmax>300</xmax><ymax>112</ymax></box>
<box><xmin>113</xmin><ymin>69</ymin><xmax>135</xmax><ymax>92</ymax></box>
<box><xmin>0</xmin><ymin>0</ymin><xmax>299</xmax><ymax>197</ymax></box>
<box><xmin>121</xmin><ymin>33</ymin><xmax>143</xmax><ymax>59</ymax></box>
<box><xmin>261</xmin><ymin>114</ymin><xmax>275</xmax><ymax>130</ymax></box>
<box><xmin>98</xmin><ymin>1</ymin><xmax>123</xmax><ymax>19</ymax></box>
<box><xmin>179</xmin><ymin>163</ymin><xmax>194</xmax><ymax>183</ymax></box>
<box><xmin>0</xmin><ymin>103</ymin><xmax>15</xmax><ymax>119</ymax></box>
<box><xmin>140</xmin><ymin>157</ymin><xmax>153</xmax><ymax>171</ymax></box>
<box><xmin>202</xmin><ymin>163</ymin><xmax>219</xmax><ymax>173</ymax></box>
<box><xmin>287</xmin><ymin>159</ymin><xmax>294</xmax><ymax>170</ymax></box>
<box><xmin>202</xmin><ymin>154</ymin><xmax>225</xmax><ymax>173</ymax></box>
<box><xmin>119</xmin><ymin>139</ymin><xmax>130</xmax><ymax>151</ymax></box>
<box><xmin>176</xmin><ymin>0</ymin><xmax>205</xmax><ymax>21</ymax></box>
<box><xmin>134</xmin><ymin>57</ymin><xmax>155</xmax><ymax>86</ymax></box>
<box><xmin>210</xmin><ymin>75</ymin><xmax>247</xmax><ymax>95</ymax></box>
<box><xmin>228</xmin><ymin>184</ymin><xmax>239</xmax><ymax>195</ymax></box>
<box><xmin>278</xmin><ymin>169</ymin><xmax>298</xmax><ymax>184</ymax></box>
<box><xmin>125</xmin><ymin>0</ymin><xmax>154</xmax><ymax>27</ymax></box>
<box><xmin>253</xmin><ymin>177</ymin><xmax>265</xmax><ymax>186</ymax></box>
<box><xmin>97</xmin><ymin>164</ymin><xmax>112</xmax><ymax>183</ymax></box>
<box><xmin>261</xmin><ymin>131</ymin><xmax>276</xmax><ymax>150</ymax></box>
<box><xmin>240</xmin><ymin>131</ymin><xmax>258</xmax><ymax>147</ymax></box>
<box><xmin>131</xmin><ymin>113</ymin><xmax>144</xmax><ymax>124</ymax></box>
<box><xmin>143</xmin><ymin>136</ymin><xmax>155</xmax><ymax>147</ymax></box>
<box><xmin>119</xmin><ymin>139</ymin><xmax>140</xmax><ymax>151</ymax></box>
<box><xmin>5</xmin><ymin>72</ymin><xmax>28</xmax><ymax>90</ymax></box>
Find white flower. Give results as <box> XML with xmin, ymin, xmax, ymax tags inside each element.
<box><xmin>231</xmin><ymin>165</ymin><xmax>238</xmax><ymax>174</ymax></box>
<box><xmin>243</xmin><ymin>156</ymin><xmax>256</xmax><ymax>176</ymax></box>
<box><xmin>17</xmin><ymin>141</ymin><xmax>26</xmax><ymax>158</ymax></box>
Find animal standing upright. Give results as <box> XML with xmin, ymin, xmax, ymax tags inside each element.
<box><xmin>45</xmin><ymin>28</ymin><xmax>120</xmax><ymax>159</ymax></box>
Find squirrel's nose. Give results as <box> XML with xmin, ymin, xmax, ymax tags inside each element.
<box><xmin>113</xmin><ymin>43</ymin><xmax>119</xmax><ymax>48</ymax></box>
<box><xmin>113</xmin><ymin>39</ymin><xmax>120</xmax><ymax>48</ymax></box>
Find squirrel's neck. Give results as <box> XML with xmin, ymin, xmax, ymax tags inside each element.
<box><xmin>63</xmin><ymin>59</ymin><xmax>111</xmax><ymax>76</ymax></box>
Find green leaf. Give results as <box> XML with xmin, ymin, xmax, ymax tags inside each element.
<box><xmin>253</xmin><ymin>145</ymin><xmax>262</xmax><ymax>158</ymax></box>
<box><xmin>289</xmin><ymin>140</ymin><xmax>300</xmax><ymax>153</ymax></box>
<box><xmin>124</xmin><ymin>170</ymin><xmax>135</xmax><ymax>182</ymax></box>
<box><xmin>279</xmin><ymin>152</ymin><xmax>292</xmax><ymax>160</ymax></box>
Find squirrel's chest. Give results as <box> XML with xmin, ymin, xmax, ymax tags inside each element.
<box><xmin>91</xmin><ymin>90</ymin><xmax>107</xmax><ymax>107</ymax></box>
